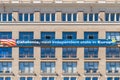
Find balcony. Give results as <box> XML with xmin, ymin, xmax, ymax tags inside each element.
<box><xmin>0</xmin><ymin>70</ymin><xmax>14</xmax><ymax>76</ymax></box>
<box><xmin>62</xmin><ymin>70</ymin><xmax>80</xmax><ymax>76</ymax></box>
<box><xmin>0</xmin><ymin>0</ymin><xmax>120</xmax><ymax>4</ymax></box>
<box><xmin>19</xmin><ymin>69</ymin><xmax>36</xmax><ymax>76</ymax></box>
<box><xmin>106</xmin><ymin>69</ymin><xmax>120</xmax><ymax>76</ymax></box>
<box><xmin>84</xmin><ymin>70</ymin><xmax>101</xmax><ymax>76</ymax></box>
<box><xmin>19</xmin><ymin>55</ymin><xmax>35</xmax><ymax>60</ymax></box>
<box><xmin>40</xmin><ymin>70</ymin><xmax>58</xmax><ymax>76</ymax></box>
<box><xmin>63</xmin><ymin>55</ymin><xmax>79</xmax><ymax>60</ymax></box>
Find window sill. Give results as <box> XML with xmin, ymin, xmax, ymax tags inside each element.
<box><xmin>19</xmin><ymin>72</ymin><xmax>36</xmax><ymax>76</ymax></box>
<box><xmin>19</xmin><ymin>58</ymin><xmax>35</xmax><ymax>60</ymax></box>
<box><xmin>62</xmin><ymin>72</ymin><xmax>80</xmax><ymax>76</ymax></box>
<box><xmin>84</xmin><ymin>72</ymin><xmax>101</xmax><ymax>76</ymax></box>
<box><xmin>84</xmin><ymin>58</ymin><xmax>100</xmax><ymax>60</ymax></box>
<box><xmin>0</xmin><ymin>58</ymin><xmax>14</xmax><ymax>60</ymax></box>
<box><xmin>106</xmin><ymin>58</ymin><xmax>120</xmax><ymax>60</ymax></box>
<box><xmin>0</xmin><ymin>72</ymin><xmax>14</xmax><ymax>76</ymax></box>
<box><xmin>40</xmin><ymin>58</ymin><xmax>57</xmax><ymax>60</ymax></box>
<box><xmin>62</xmin><ymin>58</ymin><xmax>79</xmax><ymax>60</ymax></box>
<box><xmin>40</xmin><ymin>72</ymin><xmax>58</xmax><ymax>76</ymax></box>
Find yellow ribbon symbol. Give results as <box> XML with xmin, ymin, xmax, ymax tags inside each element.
<box><xmin>112</xmin><ymin>38</ymin><xmax>116</xmax><ymax>42</ymax></box>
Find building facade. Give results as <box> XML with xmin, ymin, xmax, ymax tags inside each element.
<box><xmin>0</xmin><ymin>0</ymin><xmax>120</xmax><ymax>80</ymax></box>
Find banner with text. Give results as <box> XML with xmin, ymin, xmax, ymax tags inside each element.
<box><xmin>0</xmin><ymin>39</ymin><xmax>117</xmax><ymax>47</ymax></box>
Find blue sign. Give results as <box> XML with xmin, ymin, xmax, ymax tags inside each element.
<box><xmin>16</xmin><ymin>39</ymin><xmax>117</xmax><ymax>47</ymax></box>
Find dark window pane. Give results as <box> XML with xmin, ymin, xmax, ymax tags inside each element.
<box><xmin>89</xmin><ymin>13</ymin><xmax>93</xmax><ymax>21</ymax></box>
<box><xmin>73</xmin><ymin>13</ymin><xmax>77</xmax><ymax>21</ymax></box>
<box><xmin>30</xmin><ymin>13</ymin><xmax>34</xmax><ymax>21</ymax></box>
<box><xmin>67</xmin><ymin>14</ymin><xmax>71</xmax><ymax>21</ymax></box>
<box><xmin>95</xmin><ymin>13</ymin><xmax>98</xmax><ymax>21</ymax></box>
<box><xmin>8</xmin><ymin>13</ymin><xmax>12</xmax><ymax>21</ymax></box>
<box><xmin>52</xmin><ymin>13</ymin><xmax>55</xmax><ymax>21</ymax></box>
<box><xmin>40</xmin><ymin>13</ymin><xmax>44</xmax><ymax>21</ymax></box>
<box><xmin>105</xmin><ymin>13</ymin><xmax>109</xmax><ymax>21</ymax></box>
<box><xmin>46</xmin><ymin>13</ymin><xmax>50</xmax><ymax>21</ymax></box>
<box><xmin>111</xmin><ymin>13</ymin><xmax>114</xmax><ymax>21</ymax></box>
<box><xmin>62</xmin><ymin>13</ymin><xmax>66</xmax><ymax>21</ymax></box>
<box><xmin>3</xmin><ymin>13</ymin><xmax>7</xmax><ymax>21</ymax></box>
<box><xmin>84</xmin><ymin>13</ymin><xmax>87</xmax><ymax>21</ymax></box>
<box><xmin>19</xmin><ymin>13</ymin><xmax>23</xmax><ymax>21</ymax></box>
<box><xmin>24</xmin><ymin>13</ymin><xmax>28</xmax><ymax>21</ymax></box>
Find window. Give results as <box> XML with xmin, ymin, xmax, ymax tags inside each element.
<box><xmin>0</xmin><ymin>62</ymin><xmax>12</xmax><ymax>73</ymax></box>
<box><xmin>106</xmin><ymin>48</ymin><xmax>120</xmax><ymax>58</ymax></box>
<box><xmin>19</xmin><ymin>13</ymin><xmax>34</xmax><ymax>22</ymax></box>
<box><xmin>84</xmin><ymin>62</ymin><xmax>98</xmax><ymax>73</ymax></box>
<box><xmin>105</xmin><ymin>13</ymin><xmax>120</xmax><ymax>22</ymax></box>
<box><xmin>41</xmin><ymin>32</ymin><xmax>55</xmax><ymax>40</ymax></box>
<box><xmin>41</xmin><ymin>47</ymin><xmax>55</xmax><ymax>58</ymax></box>
<box><xmin>62</xmin><ymin>48</ymin><xmax>77</xmax><ymax>58</ymax></box>
<box><xmin>20</xmin><ymin>77</ymin><xmax>33</xmax><ymax>80</ymax></box>
<box><xmin>84</xmin><ymin>32</ymin><xmax>98</xmax><ymax>40</ymax></box>
<box><xmin>85</xmin><ymin>77</ymin><xmax>98</xmax><ymax>80</ymax></box>
<box><xmin>63</xmin><ymin>62</ymin><xmax>77</xmax><ymax>73</ymax></box>
<box><xmin>63</xmin><ymin>77</ymin><xmax>77</xmax><ymax>80</ymax></box>
<box><xmin>62</xmin><ymin>32</ymin><xmax>77</xmax><ymax>39</ymax></box>
<box><xmin>84</xmin><ymin>13</ymin><xmax>98</xmax><ymax>22</ymax></box>
<box><xmin>0</xmin><ymin>32</ymin><xmax>12</xmax><ymax>39</ymax></box>
<box><xmin>107</xmin><ymin>77</ymin><xmax>120</xmax><ymax>80</ymax></box>
<box><xmin>19</xmin><ymin>32</ymin><xmax>33</xmax><ymax>40</ymax></box>
<box><xmin>41</xmin><ymin>62</ymin><xmax>55</xmax><ymax>73</ymax></box>
<box><xmin>0</xmin><ymin>13</ymin><xmax>12</xmax><ymax>22</ymax></box>
<box><xmin>40</xmin><ymin>13</ymin><xmax>55</xmax><ymax>22</ymax></box>
<box><xmin>84</xmin><ymin>48</ymin><xmax>98</xmax><ymax>58</ymax></box>
<box><xmin>19</xmin><ymin>62</ymin><xmax>34</xmax><ymax>73</ymax></box>
<box><xmin>62</xmin><ymin>13</ymin><xmax>77</xmax><ymax>22</ymax></box>
<box><xmin>19</xmin><ymin>47</ymin><xmax>34</xmax><ymax>58</ymax></box>
<box><xmin>41</xmin><ymin>77</ymin><xmax>55</xmax><ymax>80</ymax></box>
<box><xmin>0</xmin><ymin>48</ymin><xmax>12</xmax><ymax>58</ymax></box>
<box><xmin>106</xmin><ymin>62</ymin><xmax>120</xmax><ymax>73</ymax></box>
<box><xmin>0</xmin><ymin>77</ymin><xmax>11</xmax><ymax>80</ymax></box>
<box><xmin>106</xmin><ymin>32</ymin><xmax>120</xmax><ymax>41</ymax></box>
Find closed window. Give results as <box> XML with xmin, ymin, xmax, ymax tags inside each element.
<box><xmin>62</xmin><ymin>48</ymin><xmax>77</xmax><ymax>58</ymax></box>
<box><xmin>19</xmin><ymin>47</ymin><xmax>34</xmax><ymax>58</ymax></box>
<box><xmin>84</xmin><ymin>47</ymin><xmax>98</xmax><ymax>58</ymax></box>
<box><xmin>0</xmin><ymin>32</ymin><xmax>12</xmax><ymax>39</ymax></box>
<box><xmin>41</xmin><ymin>77</ymin><xmax>55</xmax><ymax>80</ymax></box>
<box><xmin>19</xmin><ymin>32</ymin><xmax>33</xmax><ymax>40</ymax></box>
<box><xmin>84</xmin><ymin>13</ymin><xmax>98</xmax><ymax>21</ymax></box>
<box><xmin>41</xmin><ymin>47</ymin><xmax>55</xmax><ymax>58</ymax></box>
<box><xmin>41</xmin><ymin>62</ymin><xmax>55</xmax><ymax>73</ymax></box>
<box><xmin>0</xmin><ymin>62</ymin><xmax>12</xmax><ymax>73</ymax></box>
<box><xmin>105</xmin><ymin>13</ymin><xmax>120</xmax><ymax>22</ymax></box>
<box><xmin>63</xmin><ymin>62</ymin><xmax>77</xmax><ymax>73</ymax></box>
<box><xmin>0</xmin><ymin>13</ymin><xmax>12</xmax><ymax>22</ymax></box>
<box><xmin>106</xmin><ymin>62</ymin><xmax>120</xmax><ymax>73</ymax></box>
<box><xmin>20</xmin><ymin>77</ymin><xmax>33</xmax><ymax>80</ymax></box>
<box><xmin>19</xmin><ymin>62</ymin><xmax>34</xmax><ymax>73</ymax></box>
<box><xmin>19</xmin><ymin>13</ymin><xmax>34</xmax><ymax>22</ymax></box>
<box><xmin>106</xmin><ymin>48</ymin><xmax>120</xmax><ymax>58</ymax></box>
<box><xmin>62</xmin><ymin>13</ymin><xmax>77</xmax><ymax>22</ymax></box>
<box><xmin>0</xmin><ymin>48</ymin><xmax>12</xmax><ymax>58</ymax></box>
<box><xmin>106</xmin><ymin>32</ymin><xmax>120</xmax><ymax>41</ymax></box>
<box><xmin>40</xmin><ymin>13</ymin><xmax>55</xmax><ymax>22</ymax></box>
<box><xmin>84</xmin><ymin>62</ymin><xmax>98</xmax><ymax>73</ymax></box>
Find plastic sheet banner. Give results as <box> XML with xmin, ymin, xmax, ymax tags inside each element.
<box><xmin>0</xmin><ymin>39</ymin><xmax>117</xmax><ymax>47</ymax></box>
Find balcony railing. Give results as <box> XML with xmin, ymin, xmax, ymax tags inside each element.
<box><xmin>0</xmin><ymin>0</ymin><xmax>120</xmax><ymax>4</ymax></box>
